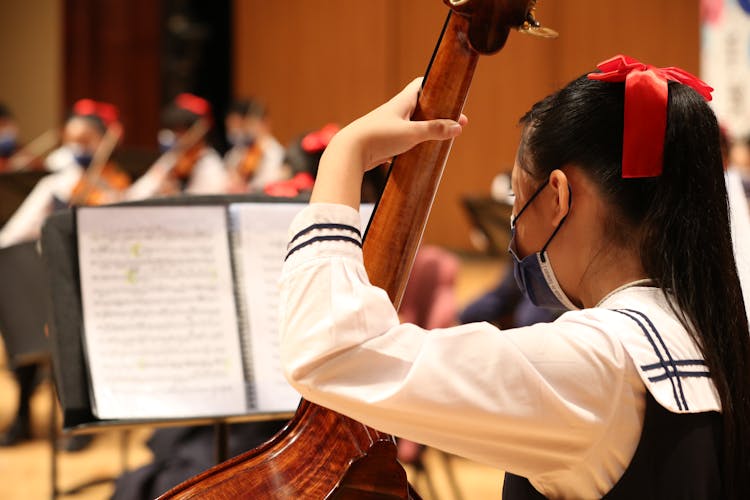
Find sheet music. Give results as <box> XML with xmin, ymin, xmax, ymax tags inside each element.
<box><xmin>77</xmin><ymin>206</ymin><xmax>246</xmax><ymax>419</ymax></box>
<box><xmin>230</xmin><ymin>203</ymin><xmax>374</xmax><ymax>412</ymax></box>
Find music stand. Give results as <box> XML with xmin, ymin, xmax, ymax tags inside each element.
<box><xmin>40</xmin><ymin>194</ymin><xmax>300</xmax><ymax>497</ymax></box>
<box><xmin>462</xmin><ymin>195</ymin><xmax>513</xmax><ymax>255</ymax></box>
<box><xmin>0</xmin><ymin>241</ymin><xmax>50</xmax><ymax>368</ymax></box>
<box><xmin>0</xmin><ymin>171</ymin><xmax>47</xmax><ymax>227</ymax></box>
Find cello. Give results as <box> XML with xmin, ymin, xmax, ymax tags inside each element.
<box><xmin>160</xmin><ymin>1</ymin><xmax>555</xmax><ymax>498</ymax></box>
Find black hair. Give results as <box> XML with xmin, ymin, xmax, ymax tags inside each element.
<box><xmin>282</xmin><ymin>133</ymin><xmax>385</xmax><ymax>202</ymax></box>
<box><xmin>0</xmin><ymin>103</ymin><xmax>13</xmax><ymax>120</ymax></box>
<box><xmin>519</xmin><ymin>74</ymin><xmax>750</xmax><ymax>497</ymax></box>
<box><xmin>67</xmin><ymin>113</ymin><xmax>107</xmax><ymax>135</ymax></box>
<box><xmin>161</xmin><ymin>105</ymin><xmax>201</xmax><ymax>131</ymax></box>
<box><xmin>283</xmin><ymin>135</ymin><xmax>321</xmax><ymax>177</ymax></box>
<box><xmin>228</xmin><ymin>98</ymin><xmax>267</xmax><ymax>119</ymax></box>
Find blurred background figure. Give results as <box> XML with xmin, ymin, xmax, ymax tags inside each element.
<box><xmin>264</xmin><ymin>123</ymin><xmax>338</xmax><ymax>198</ymax></box>
<box><xmin>0</xmin><ymin>103</ymin><xmax>20</xmax><ymax>172</ymax></box>
<box><xmin>0</xmin><ymin>99</ymin><xmax>129</xmax><ymax>247</ymax></box>
<box><xmin>263</xmin><ymin>122</ymin><xmax>387</xmax><ymax>204</ymax></box>
<box><xmin>224</xmin><ymin>98</ymin><xmax>284</xmax><ymax>193</ymax></box>
<box><xmin>734</xmin><ymin>135</ymin><xmax>750</xmax><ymax>168</ymax></box>
<box><xmin>0</xmin><ymin>103</ymin><xmax>60</xmax><ymax>173</ymax></box>
<box><xmin>127</xmin><ymin>93</ymin><xmax>227</xmax><ymax>200</ymax></box>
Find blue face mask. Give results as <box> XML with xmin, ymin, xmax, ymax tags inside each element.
<box><xmin>157</xmin><ymin>129</ymin><xmax>176</xmax><ymax>153</ymax></box>
<box><xmin>0</xmin><ymin>132</ymin><xmax>17</xmax><ymax>158</ymax></box>
<box><xmin>67</xmin><ymin>144</ymin><xmax>94</xmax><ymax>168</ymax></box>
<box><xmin>508</xmin><ymin>179</ymin><xmax>578</xmax><ymax>311</ymax></box>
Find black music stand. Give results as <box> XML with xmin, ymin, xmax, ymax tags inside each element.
<box><xmin>0</xmin><ymin>171</ymin><xmax>47</xmax><ymax>227</ymax></box>
<box><xmin>40</xmin><ymin>194</ymin><xmax>299</xmax><ymax>498</ymax></box>
<box><xmin>0</xmin><ymin>241</ymin><xmax>50</xmax><ymax>367</ymax></box>
<box><xmin>462</xmin><ymin>195</ymin><xmax>513</xmax><ymax>255</ymax></box>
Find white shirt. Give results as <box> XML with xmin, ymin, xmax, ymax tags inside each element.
<box><xmin>44</xmin><ymin>146</ymin><xmax>75</xmax><ymax>172</ymax></box>
<box><xmin>126</xmin><ymin>147</ymin><xmax>228</xmax><ymax>201</ymax></box>
<box><xmin>0</xmin><ymin>164</ymin><xmax>82</xmax><ymax>247</ymax></box>
<box><xmin>278</xmin><ymin>203</ymin><xmax>719</xmax><ymax>499</ymax></box>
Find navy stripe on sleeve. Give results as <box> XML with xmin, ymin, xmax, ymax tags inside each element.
<box><xmin>289</xmin><ymin>223</ymin><xmax>361</xmax><ymax>248</ymax></box>
<box><xmin>285</xmin><ymin>235</ymin><xmax>362</xmax><ymax>261</ymax></box>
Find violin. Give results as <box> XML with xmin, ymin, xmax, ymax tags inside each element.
<box><xmin>159</xmin><ymin>1</ymin><xmax>555</xmax><ymax>498</ymax></box>
<box><xmin>170</xmin><ymin>142</ymin><xmax>204</xmax><ymax>186</ymax></box>
<box><xmin>70</xmin><ymin>163</ymin><xmax>131</xmax><ymax>206</ymax></box>
<box><xmin>69</xmin><ymin>123</ymin><xmax>130</xmax><ymax>206</ymax></box>
<box><xmin>157</xmin><ymin>117</ymin><xmax>211</xmax><ymax>192</ymax></box>
<box><xmin>237</xmin><ymin>142</ymin><xmax>263</xmax><ymax>180</ymax></box>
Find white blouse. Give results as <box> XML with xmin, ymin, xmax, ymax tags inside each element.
<box><xmin>0</xmin><ymin>165</ymin><xmax>82</xmax><ymax>247</ymax></box>
<box><xmin>278</xmin><ymin>203</ymin><xmax>719</xmax><ymax>499</ymax></box>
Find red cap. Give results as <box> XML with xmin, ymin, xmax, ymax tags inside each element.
<box><xmin>264</xmin><ymin>172</ymin><xmax>315</xmax><ymax>197</ymax></box>
<box><xmin>301</xmin><ymin>123</ymin><xmax>340</xmax><ymax>153</ymax></box>
<box><xmin>73</xmin><ymin>99</ymin><xmax>120</xmax><ymax>126</ymax></box>
<box><xmin>175</xmin><ymin>93</ymin><xmax>212</xmax><ymax>118</ymax></box>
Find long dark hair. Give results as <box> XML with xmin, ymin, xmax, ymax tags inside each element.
<box><xmin>519</xmin><ymin>74</ymin><xmax>750</xmax><ymax>496</ymax></box>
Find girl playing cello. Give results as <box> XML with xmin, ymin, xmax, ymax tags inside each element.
<box><xmin>278</xmin><ymin>56</ymin><xmax>750</xmax><ymax>498</ymax></box>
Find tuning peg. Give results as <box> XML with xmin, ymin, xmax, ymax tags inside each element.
<box><xmin>518</xmin><ymin>4</ymin><xmax>558</xmax><ymax>38</ymax></box>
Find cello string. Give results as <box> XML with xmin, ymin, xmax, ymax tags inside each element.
<box><xmin>361</xmin><ymin>11</ymin><xmax>453</xmax><ymax>242</ymax></box>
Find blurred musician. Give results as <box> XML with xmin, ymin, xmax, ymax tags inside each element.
<box><xmin>263</xmin><ymin>123</ymin><xmax>339</xmax><ymax>198</ymax></box>
<box><xmin>224</xmin><ymin>98</ymin><xmax>284</xmax><ymax>193</ymax></box>
<box><xmin>0</xmin><ymin>103</ymin><xmax>19</xmax><ymax>172</ymax></box>
<box><xmin>0</xmin><ymin>99</ymin><xmax>130</xmax><ymax>247</ymax></box>
<box><xmin>126</xmin><ymin>93</ymin><xmax>227</xmax><ymax>200</ymax></box>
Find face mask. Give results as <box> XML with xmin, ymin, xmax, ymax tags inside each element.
<box><xmin>0</xmin><ymin>132</ymin><xmax>17</xmax><ymax>158</ymax></box>
<box><xmin>67</xmin><ymin>144</ymin><xmax>94</xmax><ymax>168</ymax></box>
<box><xmin>158</xmin><ymin>129</ymin><xmax>176</xmax><ymax>153</ymax></box>
<box><xmin>508</xmin><ymin>179</ymin><xmax>578</xmax><ymax>311</ymax></box>
<box><xmin>227</xmin><ymin>130</ymin><xmax>256</xmax><ymax>148</ymax></box>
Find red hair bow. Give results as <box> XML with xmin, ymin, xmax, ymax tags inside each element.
<box><xmin>73</xmin><ymin>99</ymin><xmax>120</xmax><ymax>126</ymax></box>
<box><xmin>587</xmin><ymin>55</ymin><xmax>713</xmax><ymax>178</ymax></box>
<box><xmin>301</xmin><ymin>123</ymin><xmax>340</xmax><ymax>153</ymax></box>
<box><xmin>175</xmin><ymin>93</ymin><xmax>211</xmax><ymax>118</ymax></box>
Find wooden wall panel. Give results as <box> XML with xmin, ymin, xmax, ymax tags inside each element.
<box><xmin>0</xmin><ymin>0</ymin><xmax>63</xmax><ymax>141</ymax></box>
<box><xmin>64</xmin><ymin>0</ymin><xmax>161</xmax><ymax>149</ymax></box>
<box><xmin>552</xmin><ymin>0</ymin><xmax>700</xmax><ymax>84</ymax></box>
<box><xmin>234</xmin><ymin>0</ymin><xmax>391</xmax><ymax>143</ymax></box>
<box><xmin>233</xmin><ymin>0</ymin><xmax>700</xmax><ymax>250</ymax></box>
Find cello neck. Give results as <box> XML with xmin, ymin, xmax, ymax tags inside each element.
<box><xmin>363</xmin><ymin>0</ymin><xmax>553</xmax><ymax>307</ymax></box>
<box><xmin>362</xmin><ymin>11</ymin><xmax>478</xmax><ymax>308</ymax></box>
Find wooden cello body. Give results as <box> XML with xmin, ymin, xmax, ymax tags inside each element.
<box><xmin>160</xmin><ymin>1</ymin><xmax>553</xmax><ymax>498</ymax></box>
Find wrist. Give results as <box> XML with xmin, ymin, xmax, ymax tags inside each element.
<box><xmin>310</xmin><ymin>136</ymin><xmax>365</xmax><ymax>209</ymax></box>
